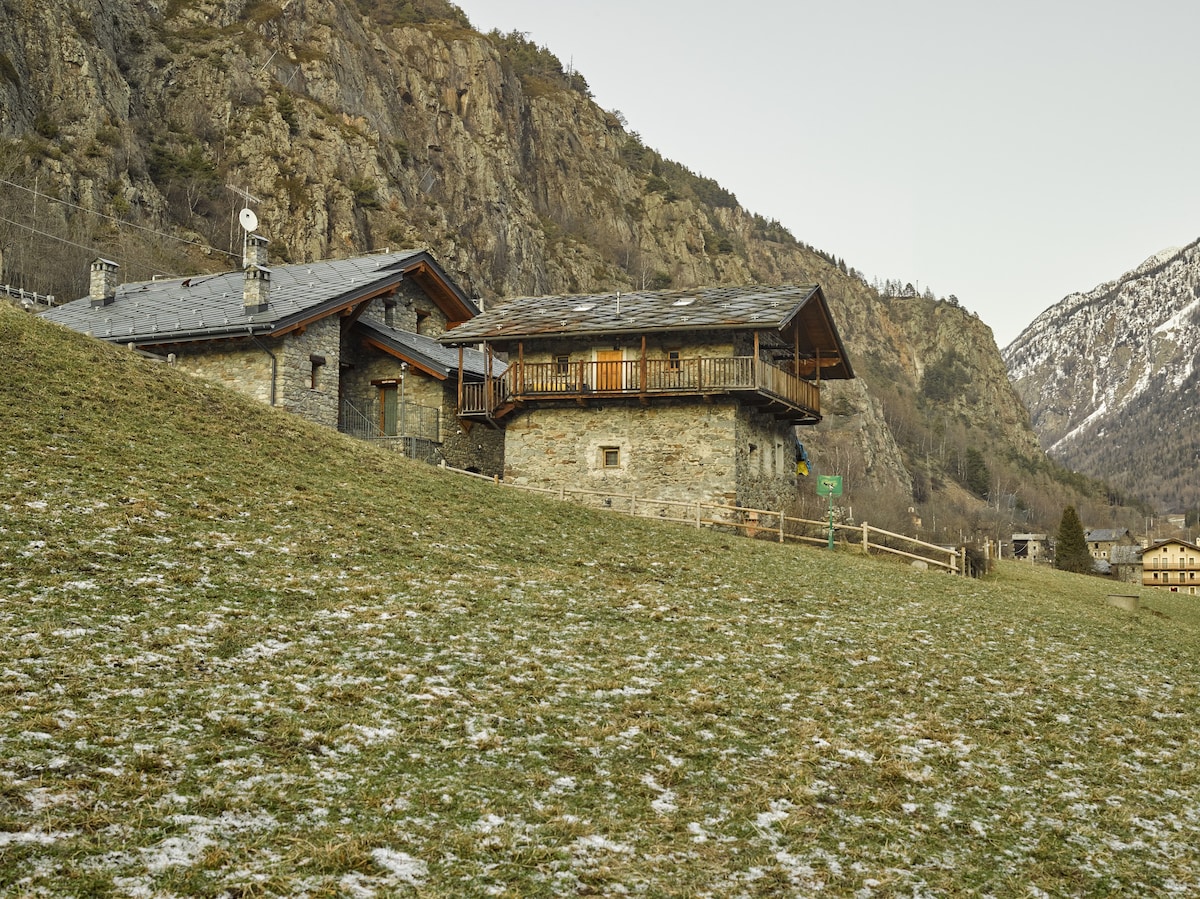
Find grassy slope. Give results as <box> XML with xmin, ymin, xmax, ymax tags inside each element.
<box><xmin>2</xmin><ymin>303</ymin><xmax>1199</xmax><ymax>896</ymax></box>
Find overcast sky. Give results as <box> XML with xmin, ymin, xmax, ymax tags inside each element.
<box><xmin>453</xmin><ymin>0</ymin><xmax>1199</xmax><ymax>348</ymax></box>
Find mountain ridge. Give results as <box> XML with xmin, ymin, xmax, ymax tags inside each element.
<box><xmin>1005</xmin><ymin>237</ymin><xmax>1200</xmax><ymax>514</ymax></box>
<box><xmin>0</xmin><ymin>0</ymin><xmax>1140</xmax><ymax>537</ymax></box>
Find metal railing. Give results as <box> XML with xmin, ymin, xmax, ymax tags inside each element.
<box><xmin>340</xmin><ymin>398</ymin><xmax>441</xmax><ymax>459</ymax></box>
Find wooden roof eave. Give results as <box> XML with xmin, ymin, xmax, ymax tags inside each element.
<box><xmin>272</xmin><ymin>280</ymin><xmax>404</xmax><ymax>338</ymax></box>
<box><xmin>777</xmin><ymin>286</ymin><xmax>855</xmax><ymax>380</ymax></box>
<box><xmin>402</xmin><ymin>256</ymin><xmax>479</xmax><ymax>325</ymax></box>
<box><xmin>359</xmin><ymin>335</ymin><xmax>449</xmax><ymax>381</ymax></box>
<box><xmin>274</xmin><ymin>253</ymin><xmax>477</xmax><ymax>340</ymax></box>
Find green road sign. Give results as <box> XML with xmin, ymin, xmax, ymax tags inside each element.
<box><xmin>816</xmin><ymin>475</ymin><xmax>843</xmax><ymax>496</ymax></box>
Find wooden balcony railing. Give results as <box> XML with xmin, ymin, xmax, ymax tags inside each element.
<box><xmin>460</xmin><ymin>356</ymin><xmax>820</xmax><ymax>421</ymax></box>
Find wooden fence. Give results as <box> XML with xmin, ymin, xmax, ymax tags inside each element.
<box><xmin>445</xmin><ymin>467</ymin><xmax>961</xmax><ymax>574</ymax></box>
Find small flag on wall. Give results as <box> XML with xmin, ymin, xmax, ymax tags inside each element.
<box><xmin>795</xmin><ymin>441</ymin><xmax>810</xmax><ymax>477</ymax></box>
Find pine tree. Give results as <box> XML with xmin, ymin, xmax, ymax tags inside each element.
<box><xmin>1054</xmin><ymin>505</ymin><xmax>1091</xmax><ymax>573</ymax></box>
<box><xmin>964</xmin><ymin>448</ymin><xmax>991</xmax><ymax>499</ymax></box>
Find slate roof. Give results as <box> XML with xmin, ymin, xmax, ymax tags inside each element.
<box><xmin>438</xmin><ymin>284</ymin><xmax>854</xmax><ymax>379</ymax></box>
<box><xmin>1085</xmin><ymin>529</ymin><xmax>1133</xmax><ymax>543</ymax></box>
<box><xmin>354</xmin><ymin>320</ymin><xmax>501</xmax><ymax>381</ymax></box>
<box><xmin>1141</xmin><ymin>537</ymin><xmax>1200</xmax><ymax>554</ymax></box>
<box><xmin>41</xmin><ymin>250</ymin><xmax>477</xmax><ymax>346</ymax></box>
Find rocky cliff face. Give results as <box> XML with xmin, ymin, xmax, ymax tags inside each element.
<box><xmin>1005</xmin><ymin>241</ymin><xmax>1200</xmax><ymax>513</ymax></box>
<box><xmin>0</xmin><ymin>0</ymin><xmax>1095</xmax><ymax>537</ymax></box>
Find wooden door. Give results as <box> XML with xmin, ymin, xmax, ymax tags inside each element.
<box><xmin>380</xmin><ymin>386</ymin><xmax>398</xmax><ymax>436</ymax></box>
<box><xmin>596</xmin><ymin>350</ymin><xmax>623</xmax><ymax>391</ymax></box>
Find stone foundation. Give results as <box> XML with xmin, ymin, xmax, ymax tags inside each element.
<box><xmin>502</xmin><ymin>398</ymin><xmax>801</xmax><ymax>510</ymax></box>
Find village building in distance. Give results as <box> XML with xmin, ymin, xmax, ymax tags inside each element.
<box><xmin>1086</xmin><ymin>528</ymin><xmax>1137</xmax><ymax>561</ymax></box>
<box><xmin>439</xmin><ymin>284</ymin><xmax>853</xmax><ymax>511</ymax></box>
<box><xmin>1141</xmin><ymin>538</ymin><xmax>1200</xmax><ymax>595</ymax></box>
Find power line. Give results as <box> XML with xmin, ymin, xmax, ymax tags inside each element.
<box><xmin>0</xmin><ymin>214</ymin><xmax>180</xmax><ymax>279</ymax></box>
<box><xmin>0</xmin><ymin>176</ymin><xmax>240</xmax><ymax>262</ymax></box>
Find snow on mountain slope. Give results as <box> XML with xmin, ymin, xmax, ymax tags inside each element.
<box><xmin>1003</xmin><ymin>239</ymin><xmax>1200</xmax><ymax>512</ymax></box>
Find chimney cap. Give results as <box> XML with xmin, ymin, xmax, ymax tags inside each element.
<box><xmin>92</xmin><ymin>258</ymin><xmax>120</xmax><ymax>269</ymax></box>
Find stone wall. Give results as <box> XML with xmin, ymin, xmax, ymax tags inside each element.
<box><xmin>277</xmin><ymin>315</ymin><xmax>341</xmax><ymax>429</ymax></box>
<box><xmin>171</xmin><ymin>338</ymin><xmax>276</xmax><ymax>407</ymax></box>
<box><xmin>358</xmin><ymin>283</ymin><xmax>450</xmax><ymax>336</ymax></box>
<box><xmin>341</xmin><ymin>296</ymin><xmax>503</xmax><ymax>474</ymax></box>
<box><xmin>734</xmin><ymin>409</ymin><xmax>803</xmax><ymax>511</ymax></box>
<box><xmin>172</xmin><ymin>316</ymin><xmax>342</xmax><ymax>431</ymax></box>
<box><xmin>440</xmin><ymin>385</ymin><xmax>505</xmax><ymax>476</ymax></box>
<box><xmin>499</xmin><ymin>332</ymin><xmax>802</xmax><ymax>509</ymax></box>
<box><xmin>502</xmin><ymin>398</ymin><xmax>739</xmax><ymax>508</ymax></box>
<box><xmin>341</xmin><ymin>344</ymin><xmax>445</xmax><ymax>434</ymax></box>
<box><xmin>165</xmin><ymin>291</ymin><xmax>498</xmax><ymax>469</ymax></box>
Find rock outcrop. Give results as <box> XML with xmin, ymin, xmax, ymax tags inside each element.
<box><xmin>0</xmin><ymin>0</ymin><xmax>1092</xmax><ymax>535</ymax></box>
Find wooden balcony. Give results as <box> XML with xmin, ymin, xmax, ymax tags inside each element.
<box><xmin>459</xmin><ymin>356</ymin><xmax>821</xmax><ymax>423</ymax></box>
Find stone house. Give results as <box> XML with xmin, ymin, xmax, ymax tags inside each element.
<box><xmin>438</xmin><ymin>284</ymin><xmax>854</xmax><ymax>510</ymax></box>
<box><xmin>1141</xmin><ymin>538</ymin><xmax>1200</xmax><ymax>595</ymax></box>
<box><xmin>1011</xmin><ymin>533</ymin><xmax>1049</xmax><ymax>562</ymax></box>
<box><xmin>41</xmin><ymin>245</ymin><xmax>503</xmax><ymax>474</ymax></box>
<box><xmin>1085</xmin><ymin>527</ymin><xmax>1137</xmax><ymax>561</ymax></box>
<box><xmin>1108</xmin><ymin>544</ymin><xmax>1144</xmax><ymax>585</ymax></box>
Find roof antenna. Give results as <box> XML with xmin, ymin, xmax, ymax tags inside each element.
<box><xmin>238</xmin><ymin>207</ymin><xmax>259</xmax><ymax>267</ymax></box>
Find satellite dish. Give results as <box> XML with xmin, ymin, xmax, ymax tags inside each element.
<box><xmin>238</xmin><ymin>208</ymin><xmax>259</xmax><ymax>233</ymax></box>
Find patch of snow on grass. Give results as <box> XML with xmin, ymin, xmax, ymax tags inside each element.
<box><xmin>370</xmin><ymin>847</ymin><xmax>428</xmax><ymax>884</ymax></box>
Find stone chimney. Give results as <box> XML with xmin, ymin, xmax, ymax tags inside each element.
<box><xmin>244</xmin><ymin>264</ymin><xmax>271</xmax><ymax>315</ymax></box>
<box><xmin>242</xmin><ymin>233</ymin><xmax>269</xmax><ymax>269</ymax></box>
<box><xmin>89</xmin><ymin>259</ymin><xmax>119</xmax><ymax>307</ymax></box>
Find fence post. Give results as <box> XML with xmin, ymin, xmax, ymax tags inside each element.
<box><xmin>862</xmin><ymin>522</ymin><xmax>870</xmax><ymax>555</ymax></box>
<box><xmin>696</xmin><ymin>501</ymin><xmax>702</xmax><ymax>529</ymax></box>
<box><xmin>959</xmin><ymin>546</ymin><xmax>967</xmax><ymax>575</ymax></box>
<box><xmin>779</xmin><ymin>510</ymin><xmax>785</xmax><ymax>543</ymax></box>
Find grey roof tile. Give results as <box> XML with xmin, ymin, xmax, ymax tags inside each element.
<box><xmin>442</xmin><ymin>284</ymin><xmax>825</xmax><ymax>342</ymax></box>
<box><xmin>440</xmin><ymin>283</ymin><xmax>854</xmax><ymax>380</ymax></box>
<box><xmin>1085</xmin><ymin>529</ymin><xmax>1132</xmax><ymax>543</ymax></box>
<box><xmin>354</xmin><ymin>320</ymin><xmax>501</xmax><ymax>380</ymax></box>
<box><xmin>41</xmin><ymin>250</ymin><xmax>475</xmax><ymax>345</ymax></box>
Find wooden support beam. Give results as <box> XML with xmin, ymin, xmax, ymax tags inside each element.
<box><xmin>640</xmin><ymin>335</ymin><xmax>647</xmax><ymax>400</ymax></box>
<box><xmin>341</xmin><ymin>296</ymin><xmax>375</xmax><ymax>326</ymax></box>
<box><xmin>457</xmin><ymin>344</ymin><xmax>464</xmax><ymax>411</ymax></box>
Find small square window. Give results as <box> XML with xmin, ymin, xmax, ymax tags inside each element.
<box><xmin>601</xmin><ymin>446</ymin><xmax>620</xmax><ymax>468</ymax></box>
<box><xmin>555</xmin><ymin>354</ymin><xmax>570</xmax><ymax>374</ymax></box>
<box><xmin>666</xmin><ymin>350</ymin><xmax>681</xmax><ymax>371</ymax></box>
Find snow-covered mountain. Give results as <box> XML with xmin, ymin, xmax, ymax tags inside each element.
<box><xmin>1004</xmin><ymin>239</ymin><xmax>1200</xmax><ymax>513</ymax></box>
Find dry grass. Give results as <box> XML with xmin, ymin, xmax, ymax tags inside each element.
<box><xmin>3</xmin><ymin>304</ymin><xmax>1200</xmax><ymax>896</ymax></box>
